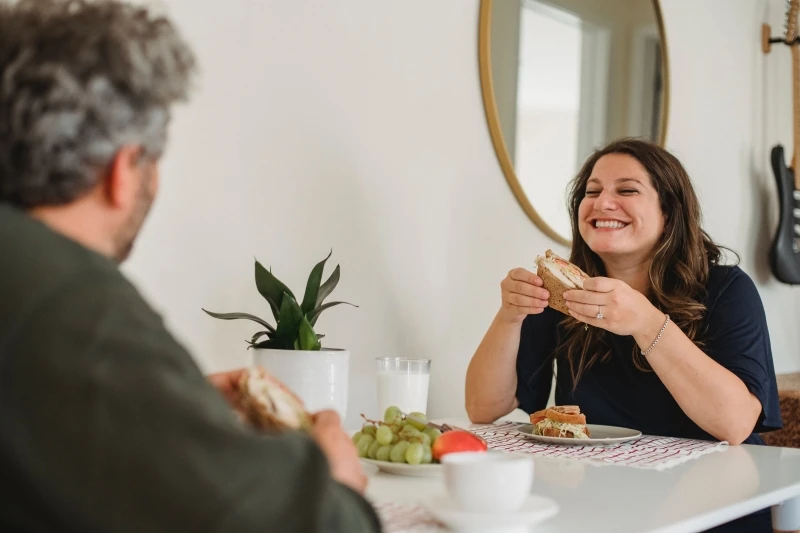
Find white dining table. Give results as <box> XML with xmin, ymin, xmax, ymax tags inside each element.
<box><xmin>363</xmin><ymin>418</ymin><xmax>800</xmax><ymax>533</ymax></box>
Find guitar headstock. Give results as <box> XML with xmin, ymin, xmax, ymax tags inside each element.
<box><xmin>786</xmin><ymin>0</ymin><xmax>800</xmax><ymax>41</ymax></box>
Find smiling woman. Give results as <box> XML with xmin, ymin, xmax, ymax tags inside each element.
<box><xmin>560</xmin><ymin>139</ymin><xmax>723</xmax><ymax>380</ymax></box>
<box><xmin>465</xmin><ymin>138</ymin><xmax>781</xmax><ymax>533</ymax></box>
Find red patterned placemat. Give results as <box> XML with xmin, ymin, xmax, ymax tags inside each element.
<box><xmin>374</xmin><ymin>501</ymin><xmax>447</xmax><ymax>533</ymax></box>
<box><xmin>471</xmin><ymin>423</ymin><xmax>727</xmax><ymax>470</ymax></box>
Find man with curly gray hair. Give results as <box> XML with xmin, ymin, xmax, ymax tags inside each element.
<box><xmin>0</xmin><ymin>2</ymin><xmax>380</xmax><ymax>532</ymax></box>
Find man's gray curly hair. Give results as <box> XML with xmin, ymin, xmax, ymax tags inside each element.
<box><xmin>0</xmin><ymin>0</ymin><xmax>196</xmax><ymax>208</ymax></box>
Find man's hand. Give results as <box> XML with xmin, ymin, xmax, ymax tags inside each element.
<box><xmin>208</xmin><ymin>372</ymin><xmax>367</xmax><ymax>492</ymax></box>
<box><xmin>207</xmin><ymin>368</ymin><xmax>248</xmax><ymax>408</ymax></box>
<box><xmin>310</xmin><ymin>410</ymin><xmax>368</xmax><ymax>494</ymax></box>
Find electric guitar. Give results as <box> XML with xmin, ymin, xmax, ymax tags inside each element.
<box><xmin>769</xmin><ymin>0</ymin><xmax>800</xmax><ymax>284</ymax></box>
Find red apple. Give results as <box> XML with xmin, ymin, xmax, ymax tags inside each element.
<box><xmin>432</xmin><ymin>430</ymin><xmax>488</xmax><ymax>461</ymax></box>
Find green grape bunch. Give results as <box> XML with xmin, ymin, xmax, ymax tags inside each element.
<box><xmin>352</xmin><ymin>406</ymin><xmax>442</xmax><ymax>465</ymax></box>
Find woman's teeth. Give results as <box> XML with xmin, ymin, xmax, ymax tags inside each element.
<box><xmin>595</xmin><ymin>220</ymin><xmax>627</xmax><ymax>229</ymax></box>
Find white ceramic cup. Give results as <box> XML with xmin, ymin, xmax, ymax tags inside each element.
<box><xmin>441</xmin><ymin>451</ymin><xmax>534</xmax><ymax>513</ymax></box>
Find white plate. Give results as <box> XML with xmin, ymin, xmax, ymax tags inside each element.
<box><xmin>424</xmin><ymin>494</ymin><xmax>559</xmax><ymax>532</ymax></box>
<box><xmin>516</xmin><ymin>423</ymin><xmax>642</xmax><ymax>446</ymax></box>
<box><xmin>361</xmin><ymin>458</ymin><xmax>442</xmax><ymax>477</ymax></box>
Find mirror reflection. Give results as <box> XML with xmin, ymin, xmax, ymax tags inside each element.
<box><xmin>482</xmin><ymin>0</ymin><xmax>669</xmax><ymax>243</ymax></box>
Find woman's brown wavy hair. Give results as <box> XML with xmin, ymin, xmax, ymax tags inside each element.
<box><xmin>559</xmin><ymin>138</ymin><xmax>728</xmax><ymax>387</ymax></box>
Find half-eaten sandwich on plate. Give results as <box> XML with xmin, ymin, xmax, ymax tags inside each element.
<box><xmin>530</xmin><ymin>405</ymin><xmax>591</xmax><ymax>439</ymax></box>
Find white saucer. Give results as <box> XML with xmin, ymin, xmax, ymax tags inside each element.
<box><xmin>423</xmin><ymin>493</ymin><xmax>559</xmax><ymax>532</ymax></box>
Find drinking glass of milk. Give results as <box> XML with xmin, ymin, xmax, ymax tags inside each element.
<box><xmin>375</xmin><ymin>357</ymin><xmax>431</xmax><ymax>416</ymax></box>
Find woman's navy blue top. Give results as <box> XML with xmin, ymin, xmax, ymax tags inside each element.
<box><xmin>515</xmin><ymin>265</ymin><xmax>781</xmax><ymax>443</ymax></box>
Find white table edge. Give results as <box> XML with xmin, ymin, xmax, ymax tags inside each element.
<box><xmin>645</xmin><ymin>484</ymin><xmax>800</xmax><ymax>533</ymax></box>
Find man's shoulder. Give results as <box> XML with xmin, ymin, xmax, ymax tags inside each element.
<box><xmin>0</xmin><ymin>204</ymin><xmax>154</xmax><ymax>343</ymax></box>
<box><xmin>0</xmin><ymin>204</ymin><xmax>123</xmax><ymax>297</ymax></box>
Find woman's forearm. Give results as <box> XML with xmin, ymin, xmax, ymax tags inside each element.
<box><xmin>634</xmin><ymin>310</ymin><xmax>762</xmax><ymax>444</ymax></box>
<box><xmin>465</xmin><ymin>310</ymin><xmax>524</xmax><ymax>423</ymax></box>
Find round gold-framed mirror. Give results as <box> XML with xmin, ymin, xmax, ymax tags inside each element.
<box><xmin>479</xmin><ymin>0</ymin><xmax>670</xmax><ymax>245</ymax></box>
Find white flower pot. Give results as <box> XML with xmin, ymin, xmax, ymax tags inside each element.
<box><xmin>251</xmin><ymin>348</ymin><xmax>349</xmax><ymax>419</ymax></box>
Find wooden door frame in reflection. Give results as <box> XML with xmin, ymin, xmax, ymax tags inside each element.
<box><xmin>478</xmin><ymin>0</ymin><xmax>671</xmax><ymax>246</ymax></box>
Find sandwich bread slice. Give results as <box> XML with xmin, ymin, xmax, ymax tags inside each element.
<box><xmin>238</xmin><ymin>367</ymin><xmax>312</xmax><ymax>431</ymax></box>
<box><xmin>534</xmin><ymin>249</ymin><xmax>589</xmax><ymax>315</ymax></box>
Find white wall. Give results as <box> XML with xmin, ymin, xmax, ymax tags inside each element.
<box><xmin>123</xmin><ymin>0</ymin><xmax>800</xmax><ymax>429</ymax></box>
<box><xmin>665</xmin><ymin>0</ymin><xmax>800</xmax><ymax>377</ymax></box>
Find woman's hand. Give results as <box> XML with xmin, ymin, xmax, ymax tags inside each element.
<box><xmin>498</xmin><ymin>268</ymin><xmax>550</xmax><ymax>324</ymax></box>
<box><xmin>563</xmin><ymin>277</ymin><xmax>663</xmax><ymax>337</ymax></box>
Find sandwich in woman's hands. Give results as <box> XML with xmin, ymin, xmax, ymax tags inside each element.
<box><xmin>534</xmin><ymin>249</ymin><xmax>589</xmax><ymax>315</ymax></box>
<box><xmin>530</xmin><ymin>405</ymin><xmax>591</xmax><ymax>439</ymax></box>
<box><xmin>238</xmin><ymin>367</ymin><xmax>312</xmax><ymax>431</ymax></box>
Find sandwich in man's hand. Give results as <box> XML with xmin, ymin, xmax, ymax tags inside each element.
<box><xmin>530</xmin><ymin>405</ymin><xmax>591</xmax><ymax>439</ymax></box>
<box><xmin>534</xmin><ymin>249</ymin><xmax>589</xmax><ymax>315</ymax></box>
<box><xmin>238</xmin><ymin>367</ymin><xmax>312</xmax><ymax>432</ymax></box>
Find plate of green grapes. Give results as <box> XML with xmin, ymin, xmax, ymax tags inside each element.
<box><xmin>354</xmin><ymin>406</ymin><xmax>487</xmax><ymax>477</ymax></box>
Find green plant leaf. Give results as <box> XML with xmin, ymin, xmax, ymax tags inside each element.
<box><xmin>255</xmin><ymin>260</ymin><xmax>295</xmax><ymax>322</ymax></box>
<box><xmin>274</xmin><ymin>293</ymin><xmax>304</xmax><ymax>349</ymax></box>
<box><xmin>298</xmin><ymin>316</ymin><xmax>322</xmax><ymax>350</ymax></box>
<box><xmin>250</xmin><ymin>331</ymin><xmax>270</xmax><ymax>344</ymax></box>
<box><xmin>202</xmin><ymin>309</ymin><xmax>276</xmax><ymax>333</ymax></box>
<box><xmin>307</xmin><ymin>300</ymin><xmax>358</xmax><ymax>327</ymax></box>
<box><xmin>301</xmin><ymin>250</ymin><xmax>332</xmax><ymax>315</ymax></box>
<box><xmin>246</xmin><ymin>331</ymin><xmax>277</xmax><ymax>347</ymax></box>
<box><xmin>249</xmin><ymin>338</ymin><xmax>286</xmax><ymax>350</ymax></box>
<box><xmin>316</xmin><ymin>264</ymin><xmax>340</xmax><ymax>307</ymax></box>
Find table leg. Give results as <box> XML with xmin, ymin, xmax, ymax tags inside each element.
<box><xmin>773</xmin><ymin>494</ymin><xmax>800</xmax><ymax>533</ymax></box>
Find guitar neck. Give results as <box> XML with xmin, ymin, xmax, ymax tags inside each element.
<box><xmin>793</xmin><ymin>0</ymin><xmax>800</xmax><ymax>185</ymax></box>
<box><xmin>794</xmin><ymin>44</ymin><xmax>800</xmax><ymax>184</ymax></box>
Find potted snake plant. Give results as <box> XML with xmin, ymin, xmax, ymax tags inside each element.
<box><xmin>203</xmin><ymin>251</ymin><xmax>356</xmax><ymax>418</ymax></box>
